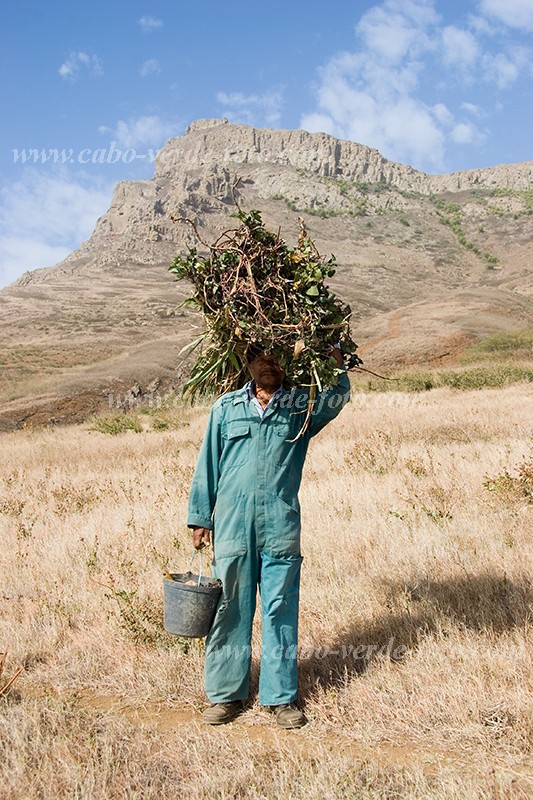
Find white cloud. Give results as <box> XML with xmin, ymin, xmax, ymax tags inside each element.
<box><xmin>298</xmin><ymin>112</ymin><xmax>339</xmax><ymax>138</ymax></box>
<box><xmin>461</xmin><ymin>101</ymin><xmax>483</xmax><ymax>116</ymax></box>
<box><xmin>138</xmin><ymin>16</ymin><xmax>163</xmax><ymax>32</ymax></box>
<box><xmin>301</xmin><ymin>58</ymin><xmax>447</xmax><ymax>170</ymax></box>
<box><xmin>299</xmin><ymin>0</ymin><xmax>532</xmax><ymax>171</ymax></box>
<box><xmin>479</xmin><ymin>0</ymin><xmax>533</xmax><ymax>32</ymax></box>
<box><xmin>441</xmin><ymin>26</ymin><xmax>479</xmax><ymax>69</ymax></box>
<box><xmin>432</xmin><ymin>104</ymin><xmax>484</xmax><ymax>145</ymax></box>
<box><xmin>139</xmin><ymin>59</ymin><xmax>161</xmax><ymax>77</ymax></box>
<box><xmin>58</xmin><ymin>52</ymin><xmax>103</xmax><ymax>81</ymax></box>
<box><xmin>0</xmin><ymin>172</ymin><xmax>112</xmax><ymax>288</ymax></box>
<box><xmin>0</xmin><ymin>238</ymin><xmax>71</xmax><ymax>287</ymax></box>
<box><xmin>102</xmin><ymin>115</ymin><xmax>178</xmax><ymax>149</ymax></box>
<box><xmin>451</xmin><ymin>122</ymin><xmax>480</xmax><ymax>144</ymax></box>
<box><xmin>466</xmin><ymin>13</ymin><xmax>498</xmax><ymax>35</ymax></box>
<box><xmin>356</xmin><ymin>0</ymin><xmax>439</xmax><ymax>63</ymax></box>
<box><xmin>300</xmin><ymin>1</ymin><xmax>449</xmax><ymax>170</ymax></box>
<box><xmin>432</xmin><ymin>102</ymin><xmax>454</xmax><ymax>126</ymax></box>
<box><xmin>482</xmin><ymin>51</ymin><xmax>520</xmax><ymax>87</ymax></box>
<box><xmin>216</xmin><ymin>89</ymin><xmax>283</xmax><ymax>128</ymax></box>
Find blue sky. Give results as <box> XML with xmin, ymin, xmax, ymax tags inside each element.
<box><xmin>1</xmin><ymin>0</ymin><xmax>532</xmax><ymax>288</ymax></box>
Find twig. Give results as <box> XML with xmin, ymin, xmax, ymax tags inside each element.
<box><xmin>0</xmin><ymin>650</ymin><xmax>24</xmax><ymax>697</ymax></box>
<box><xmin>288</xmin><ymin>382</ymin><xmax>317</xmax><ymax>441</ymax></box>
<box><xmin>170</xmin><ymin>215</ymin><xmax>212</xmax><ymax>249</ymax></box>
<box><xmin>231</xmin><ymin>177</ymin><xmax>243</xmax><ymax>214</ymax></box>
<box><xmin>0</xmin><ymin>667</ymin><xmax>24</xmax><ymax>696</ymax></box>
<box><xmin>352</xmin><ymin>366</ymin><xmax>400</xmax><ymax>381</ymax></box>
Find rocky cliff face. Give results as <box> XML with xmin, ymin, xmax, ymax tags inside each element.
<box><xmin>1</xmin><ymin>119</ymin><xmax>532</xmax><ymax>429</ymax></box>
<box><xmin>157</xmin><ymin>118</ymin><xmax>533</xmax><ymax>191</ymax></box>
<box><xmin>58</xmin><ymin>117</ymin><xmax>533</xmax><ymax>266</ymax></box>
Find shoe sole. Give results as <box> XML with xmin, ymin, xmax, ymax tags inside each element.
<box><xmin>276</xmin><ymin>720</ymin><xmax>306</xmax><ymax>729</ymax></box>
<box><xmin>202</xmin><ymin>710</ymin><xmax>243</xmax><ymax>725</ymax></box>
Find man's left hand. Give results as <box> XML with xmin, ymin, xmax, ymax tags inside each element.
<box><xmin>329</xmin><ymin>347</ymin><xmax>343</xmax><ymax>367</ymax></box>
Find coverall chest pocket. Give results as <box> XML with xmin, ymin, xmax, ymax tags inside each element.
<box><xmin>221</xmin><ymin>421</ymin><xmax>251</xmax><ymax>470</ymax></box>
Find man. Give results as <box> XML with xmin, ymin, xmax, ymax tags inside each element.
<box><xmin>188</xmin><ymin>348</ymin><xmax>350</xmax><ymax>728</ymax></box>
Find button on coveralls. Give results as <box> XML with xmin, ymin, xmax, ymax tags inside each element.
<box><xmin>187</xmin><ymin>372</ymin><xmax>350</xmax><ymax>706</ymax></box>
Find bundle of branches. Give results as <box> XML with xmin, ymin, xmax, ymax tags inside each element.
<box><xmin>169</xmin><ymin>207</ymin><xmax>361</xmax><ymax>404</ymax></box>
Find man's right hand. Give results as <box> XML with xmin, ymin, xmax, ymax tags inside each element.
<box><xmin>192</xmin><ymin>526</ymin><xmax>211</xmax><ymax>550</ymax></box>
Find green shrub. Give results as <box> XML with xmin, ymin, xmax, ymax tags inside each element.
<box><xmin>307</xmin><ymin>205</ymin><xmax>340</xmax><ymax>218</ymax></box>
<box><xmin>484</xmin><ymin>252</ymin><xmax>500</xmax><ymax>267</ymax></box>
<box><xmin>490</xmin><ymin>187</ymin><xmax>533</xmax><ymax>211</ymax></box>
<box><xmin>483</xmin><ymin>458</ymin><xmax>533</xmax><ymax>505</ymax></box>
<box><xmin>364</xmin><ymin>371</ymin><xmax>434</xmax><ymax>393</ymax></box>
<box><xmin>398</xmin><ymin>372</ymin><xmax>434</xmax><ymax>392</ymax></box>
<box><xmin>89</xmin><ymin>414</ymin><xmax>143</xmax><ymax>435</ymax></box>
<box><xmin>150</xmin><ymin>416</ymin><xmax>170</xmax><ymax>431</ymax></box>
<box><xmin>357</xmin><ymin>363</ymin><xmax>533</xmax><ymax>393</ymax></box>
<box><xmin>147</xmin><ymin>413</ymin><xmax>189</xmax><ymax>431</ymax></box>
<box><xmin>461</xmin><ymin>330</ymin><xmax>533</xmax><ymax>363</ymax></box>
<box><xmin>438</xmin><ymin>365</ymin><xmax>533</xmax><ymax>389</ymax></box>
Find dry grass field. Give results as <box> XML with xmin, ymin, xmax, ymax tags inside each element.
<box><xmin>0</xmin><ymin>383</ymin><xmax>532</xmax><ymax>799</ymax></box>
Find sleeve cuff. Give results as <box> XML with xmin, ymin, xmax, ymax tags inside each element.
<box><xmin>187</xmin><ymin>516</ymin><xmax>213</xmax><ymax>530</ymax></box>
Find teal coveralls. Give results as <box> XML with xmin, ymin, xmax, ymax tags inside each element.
<box><xmin>187</xmin><ymin>371</ymin><xmax>350</xmax><ymax>706</ymax></box>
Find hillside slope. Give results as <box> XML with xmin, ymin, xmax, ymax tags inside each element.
<box><xmin>1</xmin><ymin>119</ymin><xmax>532</xmax><ymax>428</ymax></box>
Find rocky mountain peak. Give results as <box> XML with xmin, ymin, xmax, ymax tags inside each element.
<box><xmin>184</xmin><ymin>118</ymin><xmax>230</xmax><ymax>134</ymax></box>
<box><xmin>155</xmin><ymin>120</ymin><xmax>533</xmax><ymax>194</ymax></box>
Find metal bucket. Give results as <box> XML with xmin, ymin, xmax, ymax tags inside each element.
<box><xmin>163</xmin><ymin>563</ymin><xmax>222</xmax><ymax>638</ymax></box>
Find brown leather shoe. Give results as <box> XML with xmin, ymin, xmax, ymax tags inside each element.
<box><xmin>270</xmin><ymin>703</ymin><xmax>307</xmax><ymax>729</ymax></box>
<box><xmin>202</xmin><ymin>701</ymin><xmax>243</xmax><ymax>725</ymax></box>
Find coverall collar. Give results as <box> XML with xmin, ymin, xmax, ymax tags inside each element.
<box><xmin>234</xmin><ymin>381</ymin><xmax>287</xmax><ymax>420</ymax></box>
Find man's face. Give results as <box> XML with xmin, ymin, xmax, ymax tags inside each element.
<box><xmin>249</xmin><ymin>354</ymin><xmax>285</xmax><ymax>392</ymax></box>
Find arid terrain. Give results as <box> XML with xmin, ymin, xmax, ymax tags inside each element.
<box><xmin>1</xmin><ymin>120</ymin><xmax>532</xmax><ymax>430</ymax></box>
<box><xmin>0</xmin><ymin>120</ymin><xmax>532</xmax><ymax>798</ymax></box>
<box><xmin>0</xmin><ymin>382</ymin><xmax>532</xmax><ymax>798</ymax></box>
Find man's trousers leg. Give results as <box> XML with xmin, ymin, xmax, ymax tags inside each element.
<box><xmin>258</xmin><ymin>551</ymin><xmax>303</xmax><ymax>706</ymax></box>
<box><xmin>204</xmin><ymin>552</ymin><xmax>258</xmax><ymax>703</ymax></box>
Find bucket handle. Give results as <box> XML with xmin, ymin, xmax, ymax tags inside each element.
<box><xmin>187</xmin><ymin>549</ymin><xmax>203</xmax><ymax>587</ymax></box>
